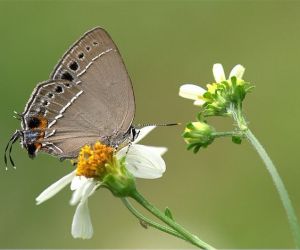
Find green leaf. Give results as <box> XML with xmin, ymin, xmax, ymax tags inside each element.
<box><xmin>186</xmin><ymin>123</ymin><xmax>195</xmax><ymax>130</ymax></box>
<box><xmin>164</xmin><ymin>207</ymin><xmax>174</xmax><ymax>220</ymax></box>
<box><xmin>182</xmin><ymin>131</ymin><xmax>190</xmax><ymax>138</ymax></box>
<box><xmin>231</xmin><ymin>76</ymin><xmax>237</xmax><ymax>87</ymax></box>
<box><xmin>232</xmin><ymin>135</ymin><xmax>242</xmax><ymax>144</ymax></box>
<box><xmin>203</xmin><ymin>92</ymin><xmax>212</xmax><ymax>99</ymax></box>
<box><xmin>193</xmin><ymin>144</ymin><xmax>201</xmax><ymax>153</ymax></box>
<box><xmin>197</xmin><ymin>112</ymin><xmax>205</xmax><ymax>122</ymax></box>
<box><xmin>187</xmin><ymin>142</ymin><xmax>199</xmax><ymax>151</ymax></box>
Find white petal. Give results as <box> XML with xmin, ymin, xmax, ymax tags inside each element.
<box><xmin>70</xmin><ymin>177</ymin><xmax>88</xmax><ymax>205</ymax></box>
<box><xmin>134</xmin><ymin>126</ymin><xmax>156</xmax><ymax>144</ymax></box>
<box><xmin>71</xmin><ymin>199</ymin><xmax>93</xmax><ymax>239</ymax></box>
<box><xmin>118</xmin><ymin>144</ymin><xmax>166</xmax><ymax>179</ymax></box>
<box><xmin>193</xmin><ymin>99</ymin><xmax>206</xmax><ymax>106</ymax></box>
<box><xmin>71</xmin><ymin>175</ymin><xmax>86</xmax><ymax>191</ymax></box>
<box><xmin>141</xmin><ymin>145</ymin><xmax>168</xmax><ymax>156</ymax></box>
<box><xmin>179</xmin><ymin>84</ymin><xmax>206</xmax><ymax>100</ymax></box>
<box><xmin>229</xmin><ymin>64</ymin><xmax>245</xmax><ymax>79</ymax></box>
<box><xmin>70</xmin><ymin>178</ymin><xmax>98</xmax><ymax>206</ymax></box>
<box><xmin>212</xmin><ymin>64</ymin><xmax>226</xmax><ymax>83</ymax></box>
<box><xmin>36</xmin><ymin>170</ymin><xmax>76</xmax><ymax>205</ymax></box>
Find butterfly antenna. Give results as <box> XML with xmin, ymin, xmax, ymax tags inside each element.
<box><xmin>4</xmin><ymin>141</ymin><xmax>10</xmax><ymax>167</ymax></box>
<box><xmin>4</xmin><ymin>130</ymin><xmax>21</xmax><ymax>168</ymax></box>
<box><xmin>135</xmin><ymin>123</ymin><xmax>181</xmax><ymax>129</ymax></box>
<box><xmin>13</xmin><ymin>111</ymin><xmax>23</xmax><ymax>121</ymax></box>
<box><xmin>13</xmin><ymin>116</ymin><xmax>21</xmax><ymax>121</ymax></box>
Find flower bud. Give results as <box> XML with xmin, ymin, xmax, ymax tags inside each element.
<box><xmin>183</xmin><ymin>122</ymin><xmax>215</xmax><ymax>153</ymax></box>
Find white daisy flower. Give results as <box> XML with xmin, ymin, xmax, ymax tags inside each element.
<box><xmin>179</xmin><ymin>63</ymin><xmax>245</xmax><ymax>106</ymax></box>
<box><xmin>36</xmin><ymin>126</ymin><xmax>167</xmax><ymax>239</ymax></box>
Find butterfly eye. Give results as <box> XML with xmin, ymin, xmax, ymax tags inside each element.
<box><xmin>27</xmin><ymin>117</ymin><xmax>41</xmax><ymax>129</ymax></box>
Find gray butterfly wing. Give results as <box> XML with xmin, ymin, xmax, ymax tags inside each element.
<box><xmin>21</xmin><ymin>79</ymin><xmax>102</xmax><ymax>158</ymax></box>
<box><xmin>27</xmin><ymin>27</ymin><xmax>135</xmax><ymax>158</ymax></box>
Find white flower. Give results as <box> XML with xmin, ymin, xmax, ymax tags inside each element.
<box><xmin>179</xmin><ymin>63</ymin><xmax>245</xmax><ymax>106</ymax></box>
<box><xmin>35</xmin><ymin>126</ymin><xmax>167</xmax><ymax>239</ymax></box>
<box><xmin>213</xmin><ymin>63</ymin><xmax>245</xmax><ymax>83</ymax></box>
<box><xmin>179</xmin><ymin>84</ymin><xmax>207</xmax><ymax>106</ymax></box>
<box><xmin>117</xmin><ymin>126</ymin><xmax>166</xmax><ymax>179</ymax></box>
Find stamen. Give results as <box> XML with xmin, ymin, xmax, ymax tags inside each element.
<box><xmin>76</xmin><ymin>142</ymin><xmax>114</xmax><ymax>178</ymax></box>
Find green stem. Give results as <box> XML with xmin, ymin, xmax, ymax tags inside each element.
<box><xmin>212</xmin><ymin>131</ymin><xmax>241</xmax><ymax>138</ymax></box>
<box><xmin>121</xmin><ymin>198</ymin><xmax>195</xmax><ymax>245</ymax></box>
<box><xmin>232</xmin><ymin>104</ymin><xmax>300</xmax><ymax>247</ymax></box>
<box><xmin>130</xmin><ymin>189</ymin><xmax>216</xmax><ymax>249</ymax></box>
<box><xmin>245</xmin><ymin>129</ymin><xmax>300</xmax><ymax>247</ymax></box>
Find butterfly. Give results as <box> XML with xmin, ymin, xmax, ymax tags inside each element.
<box><xmin>5</xmin><ymin>27</ymin><xmax>137</xmax><ymax>166</ymax></box>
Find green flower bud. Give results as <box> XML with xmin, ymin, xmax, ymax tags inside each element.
<box><xmin>183</xmin><ymin>122</ymin><xmax>215</xmax><ymax>153</ymax></box>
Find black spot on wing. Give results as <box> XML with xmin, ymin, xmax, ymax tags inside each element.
<box><xmin>78</xmin><ymin>52</ymin><xmax>84</xmax><ymax>59</ymax></box>
<box><xmin>42</xmin><ymin>100</ymin><xmax>49</xmax><ymax>106</ymax></box>
<box><xmin>61</xmin><ymin>71</ymin><xmax>74</xmax><ymax>81</ymax></box>
<box><xmin>55</xmin><ymin>85</ymin><xmax>63</xmax><ymax>93</ymax></box>
<box><xmin>69</xmin><ymin>61</ymin><xmax>79</xmax><ymax>71</ymax></box>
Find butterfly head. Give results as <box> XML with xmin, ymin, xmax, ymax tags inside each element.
<box><xmin>4</xmin><ymin>114</ymin><xmax>49</xmax><ymax>167</ymax></box>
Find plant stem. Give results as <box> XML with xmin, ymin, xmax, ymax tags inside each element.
<box><xmin>232</xmin><ymin>104</ymin><xmax>300</xmax><ymax>247</ymax></box>
<box><xmin>212</xmin><ymin>131</ymin><xmax>241</xmax><ymax>138</ymax></box>
<box><xmin>245</xmin><ymin>129</ymin><xmax>300</xmax><ymax>247</ymax></box>
<box><xmin>130</xmin><ymin>189</ymin><xmax>216</xmax><ymax>249</ymax></box>
<box><xmin>121</xmin><ymin>198</ymin><xmax>196</xmax><ymax>245</ymax></box>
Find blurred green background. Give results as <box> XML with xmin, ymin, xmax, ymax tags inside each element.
<box><xmin>0</xmin><ymin>0</ymin><xmax>299</xmax><ymax>248</ymax></box>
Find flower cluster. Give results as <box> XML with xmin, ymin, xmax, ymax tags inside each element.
<box><xmin>179</xmin><ymin>64</ymin><xmax>253</xmax><ymax>152</ymax></box>
<box><xmin>75</xmin><ymin>142</ymin><xmax>114</xmax><ymax>178</ymax></box>
<box><xmin>36</xmin><ymin>126</ymin><xmax>167</xmax><ymax>239</ymax></box>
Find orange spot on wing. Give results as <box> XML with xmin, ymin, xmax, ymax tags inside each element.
<box><xmin>37</xmin><ymin>116</ymin><xmax>48</xmax><ymax>129</ymax></box>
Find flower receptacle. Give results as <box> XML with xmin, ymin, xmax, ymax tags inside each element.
<box><xmin>103</xmin><ymin>157</ymin><xmax>137</xmax><ymax>197</ymax></box>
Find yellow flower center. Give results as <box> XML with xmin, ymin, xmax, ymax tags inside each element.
<box><xmin>206</xmin><ymin>83</ymin><xmax>218</xmax><ymax>94</ymax></box>
<box><xmin>76</xmin><ymin>142</ymin><xmax>114</xmax><ymax>178</ymax></box>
